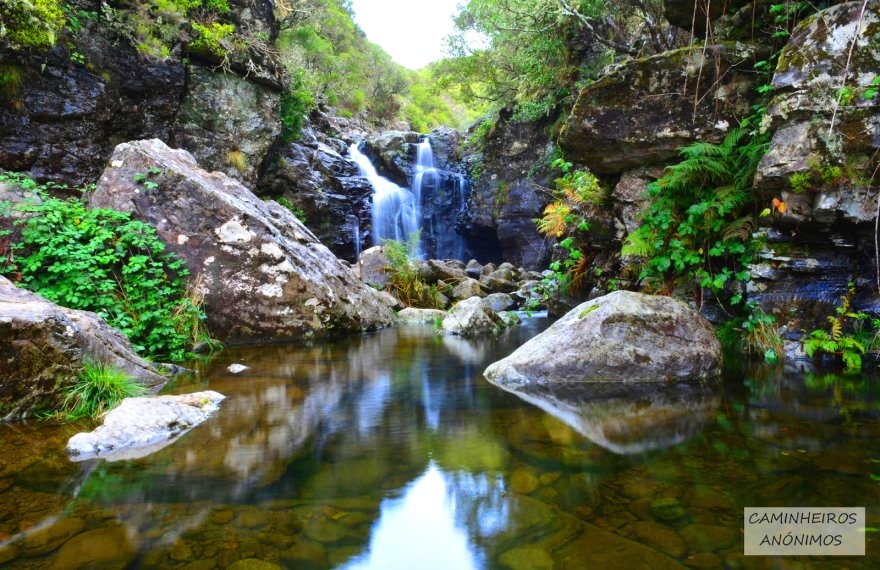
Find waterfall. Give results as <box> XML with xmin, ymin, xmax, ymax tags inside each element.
<box><xmin>349</xmin><ymin>144</ymin><xmax>421</xmax><ymax>252</ymax></box>
<box><xmin>412</xmin><ymin>138</ymin><xmax>438</xmax><ymax>213</ymax></box>
<box><xmin>349</xmin><ymin>136</ymin><xmax>471</xmax><ymax>261</ymax></box>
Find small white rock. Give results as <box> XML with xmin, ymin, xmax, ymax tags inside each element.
<box><xmin>227</xmin><ymin>363</ymin><xmax>249</xmax><ymax>374</ymax></box>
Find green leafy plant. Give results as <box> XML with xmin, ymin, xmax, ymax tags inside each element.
<box><xmin>276</xmin><ymin>197</ymin><xmax>307</xmax><ymax>223</ymax></box>
<box><xmin>382</xmin><ymin>235</ymin><xmax>444</xmax><ymax>309</ymax></box>
<box><xmin>534</xmin><ymin>158</ymin><xmax>603</xmax><ymax>295</ymax></box>
<box><xmin>51</xmin><ymin>362</ymin><xmax>147</xmax><ymax>422</ymax></box>
<box><xmin>718</xmin><ymin>304</ymin><xmax>783</xmax><ymax>361</ymax></box>
<box><xmin>804</xmin><ymin>283</ymin><xmax>868</xmax><ymax>372</ymax></box>
<box><xmin>622</xmin><ymin>128</ymin><xmax>768</xmax><ymax>302</ymax></box>
<box><xmin>0</xmin><ymin>172</ymin><xmax>207</xmax><ymax>361</ymax></box>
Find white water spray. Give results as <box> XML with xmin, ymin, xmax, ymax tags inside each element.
<box><xmin>349</xmin><ymin>144</ymin><xmax>420</xmax><ymax>251</ymax></box>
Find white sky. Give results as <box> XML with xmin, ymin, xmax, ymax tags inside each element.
<box><xmin>350</xmin><ymin>0</ymin><xmax>463</xmax><ymax>69</ymax></box>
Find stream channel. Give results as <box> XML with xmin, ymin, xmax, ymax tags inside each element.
<box><xmin>0</xmin><ymin>316</ymin><xmax>878</xmax><ymax>568</ymax></box>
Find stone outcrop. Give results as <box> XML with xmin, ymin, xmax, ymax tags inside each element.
<box><xmin>67</xmin><ymin>391</ymin><xmax>226</xmax><ymax>460</ymax></box>
<box><xmin>91</xmin><ymin>139</ymin><xmax>394</xmax><ymax>342</ymax></box>
<box><xmin>461</xmin><ymin>108</ymin><xmax>555</xmax><ymax>268</ymax></box>
<box><xmin>441</xmin><ymin>297</ymin><xmax>507</xmax><ymax>336</ymax></box>
<box><xmin>484</xmin><ymin>290</ymin><xmax>722</xmax><ymax>386</ymax></box>
<box><xmin>172</xmin><ymin>66</ymin><xmax>281</xmax><ymax>187</ymax></box>
<box><xmin>0</xmin><ymin>277</ymin><xmax>164</xmax><ymax>421</ymax></box>
<box><xmin>748</xmin><ymin>1</ymin><xmax>880</xmax><ymax>330</ymax></box>
<box><xmin>0</xmin><ymin>0</ymin><xmax>283</xmax><ymax>189</ymax></box>
<box><xmin>559</xmin><ymin>44</ymin><xmax>758</xmax><ymax>174</ymax></box>
<box><xmin>663</xmin><ymin>0</ymin><xmax>752</xmax><ymax>37</ymax></box>
<box><xmin>259</xmin><ymin>121</ymin><xmax>372</xmax><ymax>261</ymax></box>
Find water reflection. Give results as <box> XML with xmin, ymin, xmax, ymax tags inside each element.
<box><xmin>342</xmin><ymin>463</ymin><xmax>486</xmax><ymax>570</ymax></box>
<box><xmin>494</xmin><ymin>381</ymin><xmax>722</xmax><ymax>454</ymax></box>
<box><xmin>0</xmin><ymin>317</ymin><xmax>878</xmax><ymax>568</ymax></box>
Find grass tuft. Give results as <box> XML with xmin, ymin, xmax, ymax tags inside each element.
<box><xmin>53</xmin><ymin>362</ymin><xmax>147</xmax><ymax>422</ymax></box>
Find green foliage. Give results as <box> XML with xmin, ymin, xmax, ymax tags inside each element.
<box><xmin>437</xmin><ymin>0</ymin><xmax>673</xmax><ymax>119</ymax></box>
<box><xmin>280</xmin><ymin>69</ymin><xmax>314</xmax><ymax>142</ymax></box>
<box><xmin>0</xmin><ymin>171</ymin><xmax>206</xmax><ymax>362</ymax></box>
<box><xmin>804</xmin><ymin>283</ymin><xmax>869</xmax><ymax>373</ymax></box>
<box><xmin>717</xmin><ymin>304</ymin><xmax>783</xmax><ymax>361</ymax></box>
<box><xmin>275</xmin><ymin>197</ymin><xmax>307</xmax><ymax>223</ymax></box>
<box><xmin>190</xmin><ymin>21</ymin><xmax>235</xmax><ymax>58</ymax></box>
<box><xmin>0</xmin><ymin>0</ymin><xmax>66</xmax><ymax>51</ymax></box>
<box><xmin>622</xmin><ymin>128</ymin><xmax>768</xmax><ymax>299</ymax></box>
<box><xmin>382</xmin><ymin>236</ymin><xmax>444</xmax><ymax>309</ymax></box>
<box><xmin>535</xmin><ymin>158</ymin><xmax>603</xmax><ymax>295</ymax></box>
<box><xmin>51</xmin><ymin>362</ymin><xmax>146</xmax><ymax>422</ymax></box>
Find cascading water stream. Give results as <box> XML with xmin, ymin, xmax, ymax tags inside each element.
<box><xmin>349</xmin><ymin>143</ymin><xmax>421</xmax><ymax>252</ymax></box>
<box><xmin>349</xmin><ymin>137</ymin><xmax>470</xmax><ymax>260</ymax></box>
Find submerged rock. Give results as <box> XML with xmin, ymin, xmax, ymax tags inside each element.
<box><xmin>441</xmin><ymin>297</ymin><xmax>507</xmax><ymax>337</ymax></box>
<box><xmin>0</xmin><ymin>277</ymin><xmax>164</xmax><ymax>421</ymax></box>
<box><xmin>484</xmin><ymin>290</ymin><xmax>721</xmax><ymax>385</ymax></box>
<box><xmin>66</xmin><ymin>391</ymin><xmax>225</xmax><ymax>460</ymax></box>
<box><xmin>91</xmin><ymin>139</ymin><xmax>394</xmax><ymax>343</ymax></box>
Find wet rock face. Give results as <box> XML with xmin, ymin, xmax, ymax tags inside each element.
<box><xmin>259</xmin><ymin>123</ymin><xmax>372</xmax><ymax>261</ymax></box>
<box><xmin>0</xmin><ymin>32</ymin><xmax>185</xmax><ymax>187</ymax></box>
<box><xmin>485</xmin><ymin>290</ymin><xmax>722</xmax><ymax>385</ymax></box>
<box><xmin>559</xmin><ymin>44</ymin><xmax>758</xmax><ymax>175</ymax></box>
<box><xmin>0</xmin><ymin>277</ymin><xmax>165</xmax><ymax>421</ymax></box>
<box><xmin>750</xmin><ymin>2</ymin><xmax>880</xmax><ymax>328</ymax></box>
<box><xmin>462</xmin><ymin>109</ymin><xmax>555</xmax><ymax>269</ymax></box>
<box><xmin>173</xmin><ymin>66</ymin><xmax>281</xmax><ymax>188</ymax></box>
<box><xmin>0</xmin><ymin>0</ymin><xmax>283</xmax><ymax>189</ymax></box>
<box><xmin>91</xmin><ymin>139</ymin><xmax>394</xmax><ymax>343</ymax></box>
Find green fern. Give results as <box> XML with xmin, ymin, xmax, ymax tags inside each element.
<box><xmin>624</xmin><ymin>128</ymin><xmax>767</xmax><ymax>297</ymax></box>
<box><xmin>803</xmin><ymin>283</ymin><xmax>869</xmax><ymax>372</ymax></box>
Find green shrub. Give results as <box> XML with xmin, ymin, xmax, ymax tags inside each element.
<box><xmin>383</xmin><ymin>236</ymin><xmax>444</xmax><ymax>309</ymax></box>
<box><xmin>622</xmin><ymin>128</ymin><xmax>768</xmax><ymax>301</ymax></box>
<box><xmin>0</xmin><ymin>172</ymin><xmax>207</xmax><ymax>361</ymax></box>
<box><xmin>534</xmin><ymin>158</ymin><xmax>603</xmax><ymax>295</ymax></box>
<box><xmin>804</xmin><ymin>283</ymin><xmax>869</xmax><ymax>372</ymax></box>
<box><xmin>280</xmin><ymin>70</ymin><xmax>314</xmax><ymax>142</ymax></box>
<box><xmin>53</xmin><ymin>362</ymin><xmax>147</xmax><ymax>421</ymax></box>
<box><xmin>190</xmin><ymin>21</ymin><xmax>235</xmax><ymax>58</ymax></box>
<box><xmin>0</xmin><ymin>0</ymin><xmax>66</xmax><ymax>50</ymax></box>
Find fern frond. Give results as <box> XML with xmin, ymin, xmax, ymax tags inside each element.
<box><xmin>622</xmin><ymin>229</ymin><xmax>653</xmax><ymax>257</ymax></box>
<box><xmin>536</xmin><ymin>201</ymin><xmax>570</xmax><ymax>237</ymax></box>
<box><xmin>722</xmin><ymin>215</ymin><xmax>755</xmax><ymax>242</ymax></box>
<box><xmin>842</xmin><ymin>350</ymin><xmax>862</xmax><ymax>371</ymax></box>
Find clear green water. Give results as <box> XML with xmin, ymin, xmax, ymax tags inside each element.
<box><xmin>0</xmin><ymin>317</ymin><xmax>878</xmax><ymax>569</ymax></box>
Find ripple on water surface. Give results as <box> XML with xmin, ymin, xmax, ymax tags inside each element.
<box><xmin>0</xmin><ymin>317</ymin><xmax>878</xmax><ymax>568</ymax></box>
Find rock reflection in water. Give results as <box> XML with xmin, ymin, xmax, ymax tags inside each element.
<box><xmin>493</xmin><ymin>381</ymin><xmax>721</xmax><ymax>454</ymax></box>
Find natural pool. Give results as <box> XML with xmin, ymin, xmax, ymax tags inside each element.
<box><xmin>0</xmin><ymin>316</ymin><xmax>878</xmax><ymax>568</ymax></box>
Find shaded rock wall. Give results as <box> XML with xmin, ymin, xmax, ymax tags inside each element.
<box><xmin>0</xmin><ymin>0</ymin><xmax>283</xmax><ymax>189</ymax></box>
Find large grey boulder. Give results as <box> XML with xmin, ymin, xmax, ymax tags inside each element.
<box><xmin>484</xmin><ymin>291</ymin><xmax>722</xmax><ymax>386</ymax></box>
<box><xmin>451</xmin><ymin>278</ymin><xmax>484</xmax><ymax>300</ymax></box>
<box><xmin>91</xmin><ymin>139</ymin><xmax>394</xmax><ymax>343</ymax></box>
<box><xmin>358</xmin><ymin>245</ymin><xmax>390</xmax><ymax>288</ymax></box>
<box><xmin>559</xmin><ymin>44</ymin><xmax>757</xmax><ymax>174</ymax></box>
<box><xmin>441</xmin><ymin>297</ymin><xmax>506</xmax><ymax>337</ymax></box>
<box><xmin>0</xmin><ymin>277</ymin><xmax>165</xmax><ymax>421</ymax></box>
<box><xmin>66</xmin><ymin>391</ymin><xmax>225</xmax><ymax>460</ymax></box>
<box><xmin>397</xmin><ymin>308</ymin><xmax>447</xmax><ymax>324</ymax></box>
